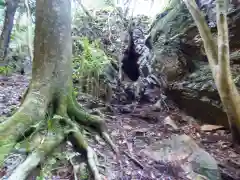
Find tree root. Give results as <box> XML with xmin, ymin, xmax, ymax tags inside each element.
<box><xmin>8</xmin><ymin>121</ymin><xmax>65</xmax><ymax>180</ymax></box>
<box><xmin>68</xmin><ymin>94</ymin><xmax>118</xmax><ymax>154</ymax></box>
<box><xmin>1</xmin><ymin>90</ymin><xmax>117</xmax><ymax>180</ymax></box>
<box><xmin>101</xmin><ymin>132</ymin><xmax>118</xmax><ymax>154</ymax></box>
<box><xmin>87</xmin><ymin>147</ymin><xmax>101</xmax><ymax>180</ymax></box>
<box><xmin>63</xmin><ymin>117</ymin><xmax>101</xmax><ymax>180</ymax></box>
<box><xmin>123</xmin><ymin>151</ymin><xmax>144</xmax><ymax>169</ymax></box>
<box><xmin>0</xmin><ymin>92</ymin><xmax>49</xmax><ymax>164</ymax></box>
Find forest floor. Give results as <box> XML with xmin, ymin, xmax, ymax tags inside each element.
<box><xmin>1</xmin><ymin>73</ymin><xmax>240</xmax><ymax>180</ymax></box>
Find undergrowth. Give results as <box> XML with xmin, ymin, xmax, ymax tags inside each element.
<box><xmin>73</xmin><ymin>37</ymin><xmax>111</xmax><ymax>99</ymax></box>
<box><xmin>0</xmin><ymin>65</ymin><xmax>12</xmax><ymax>75</ymax></box>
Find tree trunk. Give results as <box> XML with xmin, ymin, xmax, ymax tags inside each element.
<box><xmin>0</xmin><ymin>0</ymin><xmax>20</xmax><ymax>65</ymax></box>
<box><xmin>183</xmin><ymin>0</ymin><xmax>240</xmax><ymax>144</ymax></box>
<box><xmin>0</xmin><ymin>0</ymin><xmax>116</xmax><ymax>179</ymax></box>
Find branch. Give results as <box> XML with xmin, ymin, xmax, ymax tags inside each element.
<box><xmin>183</xmin><ymin>0</ymin><xmax>218</xmax><ymax>68</ymax></box>
<box><xmin>63</xmin><ymin>117</ymin><xmax>101</xmax><ymax>180</ymax></box>
<box><xmin>76</xmin><ymin>0</ymin><xmax>94</xmax><ymax>20</ymax></box>
<box><xmin>216</xmin><ymin>0</ymin><xmax>230</xmax><ymax>74</ymax></box>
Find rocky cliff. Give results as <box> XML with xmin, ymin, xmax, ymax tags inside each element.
<box><xmin>151</xmin><ymin>0</ymin><xmax>240</xmax><ymax>127</ymax></box>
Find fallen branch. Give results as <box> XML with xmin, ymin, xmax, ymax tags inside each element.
<box><xmin>123</xmin><ymin>151</ymin><xmax>144</xmax><ymax>169</ymax></box>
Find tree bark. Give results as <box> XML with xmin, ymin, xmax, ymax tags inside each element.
<box><xmin>0</xmin><ymin>0</ymin><xmax>116</xmax><ymax>179</ymax></box>
<box><xmin>0</xmin><ymin>0</ymin><xmax>20</xmax><ymax>65</ymax></box>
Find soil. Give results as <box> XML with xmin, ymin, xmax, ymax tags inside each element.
<box><xmin>0</xmin><ymin>73</ymin><xmax>240</xmax><ymax>180</ymax></box>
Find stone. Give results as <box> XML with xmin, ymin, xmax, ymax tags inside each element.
<box><xmin>164</xmin><ymin>116</ymin><xmax>179</xmax><ymax>130</ymax></box>
<box><xmin>141</xmin><ymin>134</ymin><xmax>221</xmax><ymax>180</ymax></box>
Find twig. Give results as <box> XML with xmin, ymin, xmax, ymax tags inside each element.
<box><xmin>76</xmin><ymin>0</ymin><xmax>94</xmax><ymax>20</ymax></box>
<box><xmin>107</xmin><ymin>10</ymin><xmax>114</xmax><ymax>44</ymax></box>
<box><xmin>123</xmin><ymin>151</ymin><xmax>144</xmax><ymax>169</ymax></box>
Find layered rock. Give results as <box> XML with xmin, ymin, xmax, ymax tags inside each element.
<box><xmin>151</xmin><ymin>2</ymin><xmax>240</xmax><ymax>127</ymax></box>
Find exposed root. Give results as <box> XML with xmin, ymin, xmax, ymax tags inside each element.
<box><xmin>68</xmin><ymin>94</ymin><xmax>118</xmax><ymax>154</ymax></box>
<box><xmin>8</xmin><ymin>122</ymin><xmax>65</xmax><ymax>180</ymax></box>
<box><xmin>20</xmin><ymin>86</ymin><xmax>30</xmax><ymax>106</ymax></box>
<box><xmin>0</xmin><ymin>91</ymin><xmax>49</xmax><ymax>136</ymax></box>
<box><xmin>1</xmin><ymin>88</ymin><xmax>117</xmax><ymax>180</ymax></box>
<box><xmin>123</xmin><ymin>151</ymin><xmax>144</xmax><ymax>169</ymax></box>
<box><xmin>101</xmin><ymin>132</ymin><xmax>118</xmax><ymax>154</ymax></box>
<box><xmin>87</xmin><ymin>146</ymin><xmax>101</xmax><ymax>180</ymax></box>
<box><xmin>0</xmin><ymin>92</ymin><xmax>49</xmax><ymax>164</ymax></box>
<box><xmin>14</xmin><ymin>121</ymin><xmax>47</xmax><ymax>154</ymax></box>
<box><xmin>64</xmin><ymin>117</ymin><xmax>102</xmax><ymax>180</ymax></box>
<box><xmin>68</xmin><ymin>154</ymin><xmax>80</xmax><ymax>180</ymax></box>
<box><xmin>8</xmin><ymin>152</ymin><xmax>40</xmax><ymax>180</ymax></box>
<box><xmin>68</xmin><ymin>95</ymin><xmax>104</xmax><ymax>129</ymax></box>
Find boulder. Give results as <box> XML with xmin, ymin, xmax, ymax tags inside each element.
<box><xmin>165</xmin><ymin>8</ymin><xmax>240</xmax><ymax>127</ymax></box>
<box><xmin>150</xmin><ymin>1</ymin><xmax>240</xmax><ymax>127</ymax></box>
<box><xmin>142</xmin><ymin>134</ymin><xmax>221</xmax><ymax>180</ymax></box>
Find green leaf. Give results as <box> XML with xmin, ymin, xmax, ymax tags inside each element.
<box><xmin>0</xmin><ymin>0</ymin><xmax>5</xmax><ymax>7</ymax></box>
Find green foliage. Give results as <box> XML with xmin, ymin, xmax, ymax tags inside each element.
<box><xmin>0</xmin><ymin>0</ymin><xmax>4</xmax><ymax>7</ymax></box>
<box><xmin>79</xmin><ymin>167</ymin><xmax>89</xmax><ymax>180</ymax></box>
<box><xmin>36</xmin><ymin>175</ymin><xmax>45</xmax><ymax>180</ymax></box>
<box><xmin>73</xmin><ymin>37</ymin><xmax>111</xmax><ymax>98</ymax></box>
<box><xmin>73</xmin><ymin>87</ymin><xmax>79</xmax><ymax>97</ymax></box>
<box><xmin>0</xmin><ymin>65</ymin><xmax>12</xmax><ymax>75</ymax></box>
<box><xmin>0</xmin><ymin>0</ymin><xmax>5</xmax><ymax>24</ymax></box>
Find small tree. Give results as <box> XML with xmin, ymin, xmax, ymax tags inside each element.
<box><xmin>0</xmin><ymin>0</ymin><xmax>116</xmax><ymax>179</ymax></box>
<box><xmin>183</xmin><ymin>0</ymin><xmax>240</xmax><ymax>144</ymax></box>
<box><xmin>0</xmin><ymin>0</ymin><xmax>20</xmax><ymax>64</ymax></box>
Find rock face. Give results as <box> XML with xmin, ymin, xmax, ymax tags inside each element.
<box><xmin>166</xmin><ymin>59</ymin><xmax>240</xmax><ymax>127</ymax></box>
<box><xmin>167</xmin><ymin>8</ymin><xmax>240</xmax><ymax>127</ymax></box>
<box><xmin>72</xmin><ymin>9</ymin><xmax>151</xmax><ymax>58</ymax></box>
<box><xmin>151</xmin><ymin>1</ymin><xmax>240</xmax><ymax>127</ymax></box>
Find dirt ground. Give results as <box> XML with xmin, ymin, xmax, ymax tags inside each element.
<box><xmin>1</xmin><ymin>74</ymin><xmax>240</xmax><ymax>180</ymax></box>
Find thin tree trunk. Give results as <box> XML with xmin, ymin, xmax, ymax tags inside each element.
<box><xmin>0</xmin><ymin>0</ymin><xmax>20</xmax><ymax>65</ymax></box>
<box><xmin>24</xmin><ymin>0</ymin><xmax>33</xmax><ymax>61</ymax></box>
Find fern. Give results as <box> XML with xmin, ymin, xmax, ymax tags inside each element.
<box><xmin>73</xmin><ymin>37</ymin><xmax>111</xmax><ymax>98</ymax></box>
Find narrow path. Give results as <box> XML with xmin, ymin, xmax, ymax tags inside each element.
<box><xmin>1</xmin><ymin>74</ymin><xmax>240</xmax><ymax>180</ymax></box>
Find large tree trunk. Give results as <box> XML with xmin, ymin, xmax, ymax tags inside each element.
<box><xmin>0</xmin><ymin>0</ymin><xmax>20</xmax><ymax>65</ymax></box>
<box><xmin>0</xmin><ymin>0</ymin><xmax>116</xmax><ymax>179</ymax></box>
<box><xmin>183</xmin><ymin>0</ymin><xmax>240</xmax><ymax>144</ymax></box>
